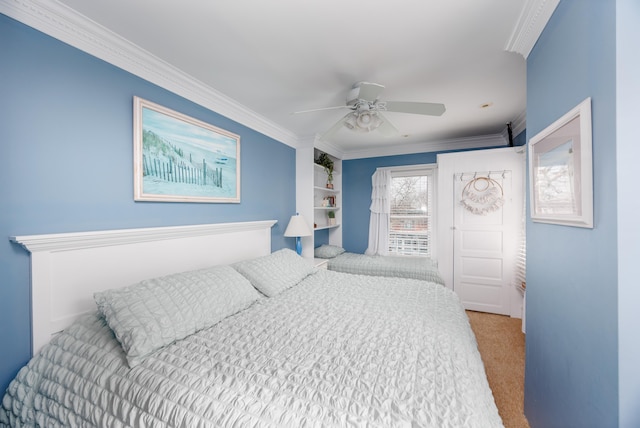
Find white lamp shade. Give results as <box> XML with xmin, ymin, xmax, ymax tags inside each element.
<box><xmin>284</xmin><ymin>214</ymin><xmax>312</xmax><ymax>237</ymax></box>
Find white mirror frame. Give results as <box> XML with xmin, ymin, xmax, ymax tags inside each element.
<box><xmin>528</xmin><ymin>97</ymin><xmax>593</xmax><ymax>228</ymax></box>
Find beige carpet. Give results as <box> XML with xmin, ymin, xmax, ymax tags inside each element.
<box><xmin>466</xmin><ymin>310</ymin><xmax>529</xmax><ymax>428</ymax></box>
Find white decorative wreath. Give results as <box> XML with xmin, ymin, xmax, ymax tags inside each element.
<box><xmin>460</xmin><ymin>176</ymin><xmax>504</xmax><ymax>215</ymax></box>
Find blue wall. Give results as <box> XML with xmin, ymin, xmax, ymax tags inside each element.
<box><xmin>313</xmin><ymin>228</ymin><xmax>329</xmax><ymax>247</ymax></box>
<box><xmin>341</xmin><ymin>137</ymin><xmax>525</xmax><ymax>253</ymax></box>
<box><xmin>524</xmin><ymin>1</ymin><xmax>618</xmax><ymax>426</ymax></box>
<box><xmin>343</xmin><ymin>152</ymin><xmax>437</xmax><ymax>253</ymax></box>
<box><xmin>0</xmin><ymin>14</ymin><xmax>296</xmax><ymax>394</ymax></box>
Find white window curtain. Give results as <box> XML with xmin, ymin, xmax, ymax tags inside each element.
<box><xmin>365</xmin><ymin>169</ymin><xmax>391</xmax><ymax>256</ymax></box>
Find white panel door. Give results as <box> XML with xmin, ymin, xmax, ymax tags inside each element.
<box><xmin>437</xmin><ymin>147</ymin><xmax>525</xmax><ymax>317</ymax></box>
<box><xmin>453</xmin><ymin>172</ymin><xmax>515</xmax><ymax>315</ymax></box>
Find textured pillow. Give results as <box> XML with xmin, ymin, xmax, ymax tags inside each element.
<box><xmin>233</xmin><ymin>248</ymin><xmax>316</xmax><ymax>297</ymax></box>
<box><xmin>95</xmin><ymin>265</ymin><xmax>261</xmax><ymax>368</ymax></box>
<box><xmin>314</xmin><ymin>244</ymin><xmax>346</xmax><ymax>259</ymax></box>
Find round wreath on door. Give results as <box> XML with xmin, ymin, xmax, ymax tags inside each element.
<box><xmin>460</xmin><ymin>176</ymin><xmax>504</xmax><ymax>215</ymax></box>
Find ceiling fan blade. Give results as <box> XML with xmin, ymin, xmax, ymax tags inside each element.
<box><xmin>384</xmin><ymin>101</ymin><xmax>446</xmax><ymax>116</ymax></box>
<box><xmin>292</xmin><ymin>105</ymin><xmax>351</xmax><ymax>115</ymax></box>
<box><xmin>355</xmin><ymin>82</ymin><xmax>385</xmax><ymax>103</ymax></box>
<box><xmin>376</xmin><ymin>113</ymin><xmax>399</xmax><ymax>137</ymax></box>
<box><xmin>319</xmin><ymin>113</ymin><xmax>351</xmax><ymax>141</ymax></box>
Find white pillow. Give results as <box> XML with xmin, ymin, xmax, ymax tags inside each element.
<box><xmin>95</xmin><ymin>265</ymin><xmax>261</xmax><ymax>368</ymax></box>
<box><xmin>314</xmin><ymin>244</ymin><xmax>346</xmax><ymax>259</ymax></box>
<box><xmin>233</xmin><ymin>248</ymin><xmax>316</xmax><ymax>297</ymax></box>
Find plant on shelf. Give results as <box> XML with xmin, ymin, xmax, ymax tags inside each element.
<box><xmin>316</xmin><ymin>153</ymin><xmax>334</xmax><ymax>189</ymax></box>
<box><xmin>327</xmin><ymin>210</ymin><xmax>336</xmax><ymax>226</ymax></box>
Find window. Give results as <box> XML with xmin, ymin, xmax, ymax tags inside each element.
<box><xmin>388</xmin><ymin>167</ymin><xmax>436</xmax><ymax>257</ymax></box>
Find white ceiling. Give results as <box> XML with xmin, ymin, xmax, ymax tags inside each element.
<box><xmin>6</xmin><ymin>0</ymin><xmax>558</xmax><ymax>158</ymax></box>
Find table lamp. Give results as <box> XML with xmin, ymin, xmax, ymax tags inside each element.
<box><xmin>284</xmin><ymin>213</ymin><xmax>312</xmax><ymax>255</ymax></box>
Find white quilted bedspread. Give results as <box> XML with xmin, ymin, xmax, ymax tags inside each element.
<box><xmin>327</xmin><ymin>253</ymin><xmax>445</xmax><ymax>285</ymax></box>
<box><xmin>1</xmin><ymin>270</ymin><xmax>502</xmax><ymax>428</ymax></box>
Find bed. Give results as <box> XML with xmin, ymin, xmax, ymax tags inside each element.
<box><xmin>2</xmin><ymin>221</ymin><xmax>501</xmax><ymax>428</ymax></box>
<box><xmin>315</xmin><ymin>244</ymin><xmax>445</xmax><ymax>285</ymax></box>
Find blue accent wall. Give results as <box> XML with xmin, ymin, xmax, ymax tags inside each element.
<box><xmin>343</xmin><ymin>152</ymin><xmax>437</xmax><ymax>253</ymax></box>
<box><xmin>524</xmin><ymin>1</ymin><xmax>618</xmax><ymax>426</ymax></box>
<box><xmin>513</xmin><ymin>129</ymin><xmax>527</xmax><ymax>146</ymax></box>
<box><xmin>0</xmin><ymin>14</ymin><xmax>295</xmax><ymax>394</ymax></box>
<box><xmin>313</xmin><ymin>228</ymin><xmax>329</xmax><ymax>246</ymax></box>
<box><xmin>341</xmin><ymin>143</ymin><xmax>525</xmax><ymax>253</ymax></box>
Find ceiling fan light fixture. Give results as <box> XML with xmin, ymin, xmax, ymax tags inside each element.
<box><xmin>357</xmin><ymin>112</ymin><xmax>372</xmax><ymax>126</ymax></box>
<box><xmin>311</xmin><ymin>82</ymin><xmax>445</xmax><ymax>140</ymax></box>
<box><xmin>351</xmin><ymin>111</ymin><xmax>382</xmax><ymax>133</ymax></box>
<box><xmin>344</xmin><ymin>114</ymin><xmax>357</xmax><ymax>130</ymax></box>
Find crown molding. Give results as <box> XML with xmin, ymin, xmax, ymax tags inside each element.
<box><xmin>2</xmin><ymin>0</ymin><xmax>539</xmax><ymax>156</ymax></box>
<box><xmin>313</xmin><ymin>137</ymin><xmax>345</xmax><ymax>160</ymax></box>
<box><xmin>505</xmin><ymin>0</ymin><xmax>560</xmax><ymax>58</ymax></box>
<box><xmin>511</xmin><ymin>109</ymin><xmax>527</xmax><ymax>137</ymax></box>
<box><xmin>0</xmin><ymin>0</ymin><xmax>300</xmax><ymax>148</ymax></box>
<box><xmin>341</xmin><ymin>134</ymin><xmax>509</xmax><ymax>160</ymax></box>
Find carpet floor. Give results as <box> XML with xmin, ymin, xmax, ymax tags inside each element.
<box><xmin>466</xmin><ymin>310</ymin><xmax>529</xmax><ymax>428</ymax></box>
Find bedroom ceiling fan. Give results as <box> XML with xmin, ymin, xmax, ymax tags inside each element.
<box><xmin>294</xmin><ymin>82</ymin><xmax>446</xmax><ymax>141</ymax></box>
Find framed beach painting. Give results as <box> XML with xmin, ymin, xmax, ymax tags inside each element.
<box><xmin>133</xmin><ymin>96</ymin><xmax>240</xmax><ymax>203</ymax></box>
<box><xmin>528</xmin><ymin>97</ymin><xmax>593</xmax><ymax>228</ymax></box>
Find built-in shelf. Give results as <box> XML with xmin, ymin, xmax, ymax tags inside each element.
<box><xmin>313</xmin><ymin>151</ymin><xmax>341</xmax><ymax>232</ymax></box>
<box><xmin>314</xmin><ymin>224</ymin><xmax>340</xmax><ymax>231</ymax></box>
<box><xmin>314</xmin><ymin>186</ymin><xmax>339</xmax><ymax>193</ymax></box>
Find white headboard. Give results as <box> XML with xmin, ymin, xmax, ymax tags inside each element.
<box><xmin>11</xmin><ymin>220</ymin><xmax>277</xmax><ymax>355</ymax></box>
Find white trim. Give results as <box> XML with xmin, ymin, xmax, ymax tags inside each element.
<box><xmin>376</xmin><ymin>163</ymin><xmax>437</xmax><ymax>174</ymax></box>
<box><xmin>385</xmin><ymin>166</ymin><xmax>438</xmax><ymax>259</ymax></box>
<box><xmin>505</xmin><ymin>0</ymin><xmax>561</xmax><ymax>58</ymax></box>
<box><xmin>11</xmin><ymin>220</ymin><xmax>276</xmax><ymax>252</ymax></box>
<box><xmin>0</xmin><ymin>0</ymin><xmax>299</xmax><ymax>148</ymax></box>
<box><xmin>313</xmin><ymin>136</ymin><xmax>345</xmax><ymax>160</ymax></box>
<box><xmin>341</xmin><ymin>134</ymin><xmax>508</xmax><ymax>160</ymax></box>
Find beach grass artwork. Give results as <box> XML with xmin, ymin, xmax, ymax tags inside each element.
<box><xmin>133</xmin><ymin>97</ymin><xmax>240</xmax><ymax>203</ymax></box>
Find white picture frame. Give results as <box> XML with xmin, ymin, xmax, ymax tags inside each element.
<box><xmin>528</xmin><ymin>97</ymin><xmax>593</xmax><ymax>228</ymax></box>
